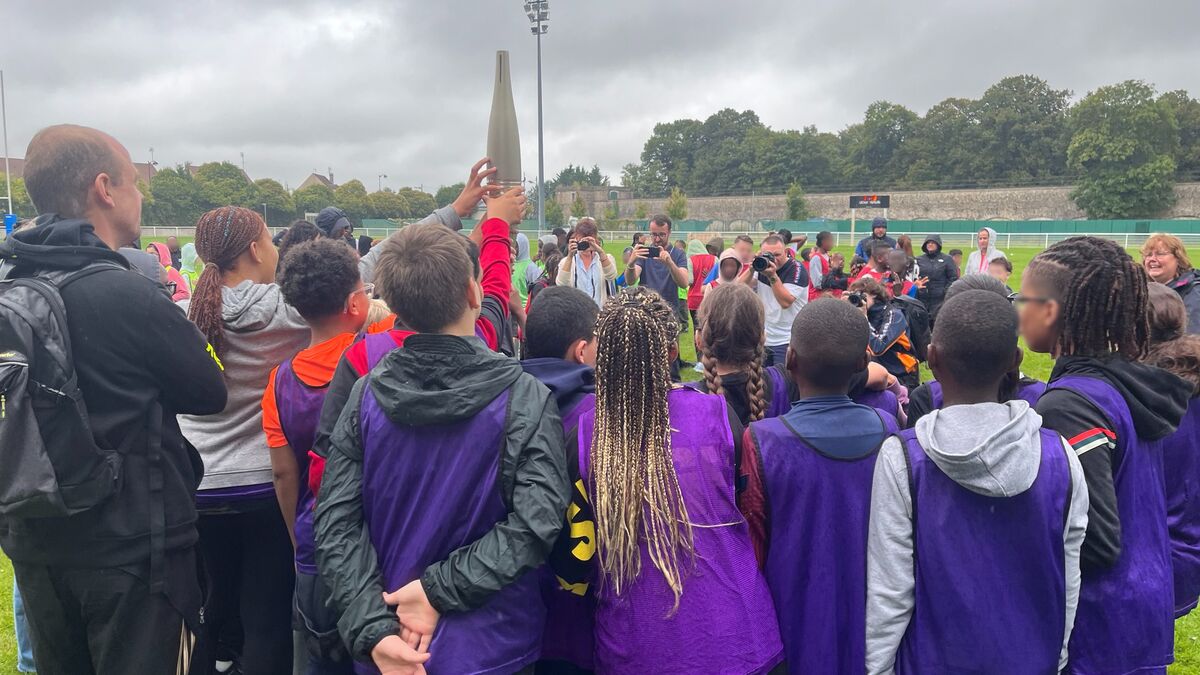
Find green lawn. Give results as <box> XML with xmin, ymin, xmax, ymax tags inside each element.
<box><xmin>5</xmin><ymin>237</ymin><xmax>1187</xmax><ymax>673</ymax></box>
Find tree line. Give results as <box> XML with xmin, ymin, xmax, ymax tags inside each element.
<box><xmin>619</xmin><ymin>76</ymin><xmax>1200</xmax><ymax>219</ymax></box>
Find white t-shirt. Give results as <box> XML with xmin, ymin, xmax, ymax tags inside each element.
<box><xmin>755</xmin><ymin>278</ymin><xmax>806</xmax><ymax>347</ymax></box>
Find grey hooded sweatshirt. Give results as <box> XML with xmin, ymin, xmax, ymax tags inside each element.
<box><xmin>864</xmin><ymin>401</ymin><xmax>1089</xmax><ymax>675</ymax></box>
<box><xmin>178</xmin><ymin>281</ymin><xmax>310</xmax><ymax>490</ymax></box>
<box><xmin>964</xmin><ymin>226</ymin><xmax>1006</xmax><ymax>276</ymax></box>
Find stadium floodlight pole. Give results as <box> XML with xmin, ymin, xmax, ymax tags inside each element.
<box><xmin>378</xmin><ymin>174</ymin><xmax>387</xmax><ymax>192</ymax></box>
<box><xmin>2</xmin><ymin>70</ymin><xmax>11</xmax><ymax>216</ymax></box>
<box><xmin>524</xmin><ymin>1</ymin><xmax>549</xmax><ymax>231</ymax></box>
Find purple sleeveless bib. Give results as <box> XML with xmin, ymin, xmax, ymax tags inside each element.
<box><xmin>539</xmin><ymin>392</ymin><xmax>597</xmax><ymax>669</ymax></box>
<box><xmin>362</xmin><ymin>331</ymin><xmax>405</xmax><ymax>372</ymax></box>
<box><xmin>895</xmin><ymin>427</ymin><xmax>1070</xmax><ymax>674</ymax></box>
<box><xmin>852</xmin><ymin>388</ymin><xmax>901</xmax><ymax>418</ymax></box>
<box><xmin>273</xmin><ymin>360</ymin><xmax>324</xmax><ymax>574</ymax></box>
<box><xmin>751</xmin><ymin>407</ymin><xmax>898</xmax><ymax>674</ymax></box>
<box><xmin>1048</xmin><ymin>375</ymin><xmax>1174</xmax><ymax>674</ymax></box>
<box><xmin>766</xmin><ymin>366</ymin><xmax>791</xmax><ymax>418</ymax></box>
<box><xmin>929</xmin><ymin>379</ymin><xmax>1046</xmax><ymax>409</ymax></box>
<box><xmin>1166</xmin><ymin>399</ymin><xmax>1200</xmax><ymax>618</ymax></box>
<box><xmin>578</xmin><ymin>387</ymin><xmax>783</xmax><ymax>674</ymax></box>
<box><xmin>358</xmin><ymin>387</ymin><xmax>544</xmax><ymax>675</ymax></box>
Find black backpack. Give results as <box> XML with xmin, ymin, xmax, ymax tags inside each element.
<box><xmin>892</xmin><ymin>294</ymin><xmax>931</xmax><ymax>362</ymax></box>
<box><xmin>0</xmin><ymin>262</ymin><xmax>130</xmax><ymax>518</ymax></box>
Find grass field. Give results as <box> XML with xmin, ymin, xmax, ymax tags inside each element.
<box><xmin>0</xmin><ymin>237</ymin><xmax>1192</xmax><ymax>673</ymax></box>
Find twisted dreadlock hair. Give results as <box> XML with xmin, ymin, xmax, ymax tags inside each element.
<box><xmin>1026</xmin><ymin>236</ymin><xmax>1150</xmax><ymax>359</ymax></box>
<box><xmin>591</xmin><ymin>286</ymin><xmax>692</xmax><ymax>611</ymax></box>
<box><xmin>189</xmin><ymin>206</ymin><xmax>268</xmax><ymax>356</ymax></box>
<box><xmin>1145</xmin><ymin>282</ymin><xmax>1200</xmax><ymax>395</ymax></box>
<box><xmin>696</xmin><ymin>283</ymin><xmax>768</xmax><ymax>422</ymax></box>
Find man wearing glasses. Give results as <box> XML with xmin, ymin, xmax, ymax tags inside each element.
<box><xmin>625</xmin><ymin>214</ymin><xmax>691</xmax><ymax>314</ymax></box>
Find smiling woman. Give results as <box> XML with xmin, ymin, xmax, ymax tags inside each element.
<box><xmin>1142</xmin><ymin>233</ymin><xmax>1200</xmax><ymax>334</ymax></box>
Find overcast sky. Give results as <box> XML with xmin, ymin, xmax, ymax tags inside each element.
<box><xmin>4</xmin><ymin>0</ymin><xmax>1198</xmax><ymax>192</ymax></box>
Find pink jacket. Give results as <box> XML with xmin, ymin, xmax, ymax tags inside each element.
<box><xmin>147</xmin><ymin>242</ymin><xmax>191</xmax><ymax>302</ymax></box>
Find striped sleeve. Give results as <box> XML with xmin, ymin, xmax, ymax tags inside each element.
<box><xmin>1066</xmin><ymin>427</ymin><xmax>1116</xmax><ymax>456</ymax></box>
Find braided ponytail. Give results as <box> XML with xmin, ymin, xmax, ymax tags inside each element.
<box><xmin>746</xmin><ymin>342</ymin><xmax>768</xmax><ymax>422</ymax></box>
<box><xmin>189</xmin><ymin>206</ymin><xmax>268</xmax><ymax>356</ymax></box>
<box><xmin>696</xmin><ymin>283</ymin><xmax>766</xmax><ymax>418</ymax></box>
<box><xmin>591</xmin><ymin>286</ymin><xmax>691</xmax><ymax>611</ymax></box>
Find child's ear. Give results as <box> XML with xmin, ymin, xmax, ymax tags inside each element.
<box><xmin>466</xmin><ymin>277</ymin><xmax>483</xmax><ymax>311</ymax></box>
<box><xmin>784</xmin><ymin>345</ymin><xmax>798</xmax><ymax>375</ymax></box>
<box><xmin>668</xmin><ymin>344</ymin><xmax>679</xmax><ymax>363</ymax></box>
<box><xmin>1010</xmin><ymin>345</ymin><xmax>1024</xmax><ymax>374</ymax></box>
<box><xmin>853</xmin><ymin>349</ymin><xmax>869</xmax><ymax>374</ymax></box>
<box><xmin>927</xmin><ymin>344</ymin><xmax>942</xmax><ymax>381</ymax></box>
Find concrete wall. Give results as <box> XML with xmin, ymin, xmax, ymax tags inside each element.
<box><xmin>595</xmin><ymin>182</ymin><xmax>1200</xmax><ymax>222</ymax></box>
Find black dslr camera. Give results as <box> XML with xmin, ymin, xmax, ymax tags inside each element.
<box><xmin>752</xmin><ymin>254</ymin><xmax>773</xmax><ymax>273</ymax></box>
<box><xmin>847</xmin><ymin>292</ymin><xmax>867</xmax><ymax>307</ymax></box>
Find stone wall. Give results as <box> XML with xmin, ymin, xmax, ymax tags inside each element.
<box><xmin>598</xmin><ymin>182</ymin><xmax>1200</xmax><ymax>222</ymax></box>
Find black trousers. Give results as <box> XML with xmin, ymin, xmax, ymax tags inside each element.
<box><xmin>193</xmin><ymin>500</ymin><xmax>295</xmax><ymax>675</ymax></box>
<box><xmin>12</xmin><ymin>547</ymin><xmax>202</xmax><ymax>675</ymax></box>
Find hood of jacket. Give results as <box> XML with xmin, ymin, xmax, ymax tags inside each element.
<box><xmin>147</xmin><ymin>241</ymin><xmax>172</xmax><ymax>267</ymax></box>
<box><xmin>218</xmin><ymin>279</ymin><xmax>292</xmax><ymax>332</ymax></box>
<box><xmin>521</xmin><ymin>357</ymin><xmax>595</xmax><ymax>414</ymax></box>
<box><xmin>0</xmin><ymin>214</ymin><xmax>130</xmax><ymax>273</ymax></box>
<box><xmin>515</xmin><ymin>232</ymin><xmax>531</xmax><ymax>262</ymax></box>
<box><xmin>1052</xmin><ymin>355</ymin><xmax>1190</xmax><ymax>440</ymax></box>
<box><xmin>369</xmin><ymin>333</ymin><xmax>524</xmax><ymax>426</ymax></box>
<box><xmin>979</xmin><ymin>227</ymin><xmax>999</xmax><ymax>257</ymax></box>
<box><xmin>687</xmin><ymin>239</ymin><xmax>708</xmax><ymax>257</ymax></box>
<box><xmin>922</xmin><ymin>233</ymin><xmax>943</xmax><ymax>256</ymax></box>
<box><xmin>181</xmin><ymin>242</ymin><xmax>201</xmax><ymax>272</ymax></box>
<box><xmin>1168</xmin><ymin>268</ymin><xmax>1200</xmax><ymax>294</ymax></box>
<box><xmin>119</xmin><ymin>248</ymin><xmax>164</xmax><ymax>281</ymax></box>
<box><xmin>914</xmin><ymin>400</ymin><xmax>1045</xmax><ymax>496</ymax></box>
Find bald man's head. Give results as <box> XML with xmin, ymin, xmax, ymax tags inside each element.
<box><xmin>24</xmin><ymin>125</ymin><xmax>131</xmax><ymax>219</ymax></box>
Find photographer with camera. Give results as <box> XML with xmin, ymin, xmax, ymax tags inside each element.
<box><xmin>626</xmin><ymin>215</ymin><xmax>690</xmax><ymax>310</ymax></box>
<box><xmin>557</xmin><ymin>217</ymin><xmax>617</xmax><ymax>308</ymax></box>
<box><xmin>848</xmin><ymin>276</ymin><xmax>920</xmax><ymax>389</ymax></box>
<box><xmin>738</xmin><ymin>234</ymin><xmax>807</xmax><ymax>366</ymax></box>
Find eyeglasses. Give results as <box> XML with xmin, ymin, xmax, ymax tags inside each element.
<box><xmin>359</xmin><ymin>283</ymin><xmax>375</xmax><ymax>298</ymax></box>
<box><xmin>1142</xmin><ymin>251</ymin><xmax>1173</xmax><ymax>260</ymax></box>
<box><xmin>650</xmin><ymin>231</ymin><xmax>670</xmax><ymax>240</ymax></box>
<box><xmin>1009</xmin><ymin>293</ymin><xmax>1052</xmax><ymax>307</ymax></box>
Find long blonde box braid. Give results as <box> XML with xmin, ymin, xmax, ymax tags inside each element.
<box><xmin>591</xmin><ymin>287</ymin><xmax>694</xmax><ymax>612</ymax></box>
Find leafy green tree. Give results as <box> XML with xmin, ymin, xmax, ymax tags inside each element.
<box><xmin>333</xmin><ymin>180</ymin><xmax>371</xmax><ymax>223</ymax></box>
<box><xmin>545</xmin><ymin>198</ymin><xmax>565</xmax><ymax>227</ymax></box>
<box><xmin>665</xmin><ymin>187</ymin><xmax>688</xmax><ymax>220</ymax></box>
<box><xmin>369</xmin><ymin>189</ymin><xmax>410</xmax><ymax>218</ymax></box>
<box><xmin>902</xmin><ymin>97</ymin><xmax>988</xmax><ymax>186</ymax></box>
<box><xmin>552</xmin><ymin>164</ymin><xmax>608</xmax><ymax>188</ymax></box>
<box><xmin>434</xmin><ymin>183</ymin><xmax>464</xmax><ymax>208</ymax></box>
<box><xmin>571</xmin><ymin>192</ymin><xmax>588</xmax><ymax>218</ymax></box>
<box><xmin>785</xmin><ymin>182</ymin><xmax>811</xmax><ymax>220</ymax></box>
<box><xmin>842</xmin><ymin>101</ymin><xmax>920</xmax><ymax>187</ymax></box>
<box><xmin>634</xmin><ymin>202</ymin><xmax>649</xmax><ymax>219</ymax></box>
<box><xmin>147</xmin><ymin>166</ymin><xmax>206</xmax><ymax>227</ymax></box>
<box><xmin>397</xmin><ymin>188</ymin><xmax>436</xmax><ymax>218</ymax></box>
<box><xmin>1159</xmin><ymin>90</ymin><xmax>1200</xmax><ymax>177</ymax></box>
<box><xmin>976</xmin><ymin>75</ymin><xmax>1071</xmax><ymax>181</ymax></box>
<box><xmin>251</xmin><ymin>179</ymin><xmax>296</xmax><ymax>227</ymax></box>
<box><xmin>0</xmin><ymin>173</ymin><xmax>34</xmax><ymax>218</ymax></box>
<box><xmin>293</xmin><ymin>184</ymin><xmax>335</xmax><ymax>215</ymax></box>
<box><xmin>194</xmin><ymin>162</ymin><xmax>254</xmax><ymax>209</ymax></box>
<box><xmin>1068</xmin><ymin>80</ymin><xmax>1178</xmax><ymax>218</ymax></box>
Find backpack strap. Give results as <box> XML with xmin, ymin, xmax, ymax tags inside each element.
<box><xmin>146</xmin><ymin>399</ymin><xmax>166</xmax><ymax>593</ymax></box>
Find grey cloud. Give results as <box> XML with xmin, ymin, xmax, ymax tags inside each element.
<box><xmin>2</xmin><ymin>0</ymin><xmax>1197</xmax><ymax>191</ymax></box>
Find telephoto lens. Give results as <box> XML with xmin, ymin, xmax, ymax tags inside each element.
<box><xmin>752</xmin><ymin>255</ymin><xmax>771</xmax><ymax>272</ymax></box>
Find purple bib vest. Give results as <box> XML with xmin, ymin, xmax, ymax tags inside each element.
<box><xmin>1166</xmin><ymin>399</ymin><xmax>1200</xmax><ymax>618</ymax></box>
<box><xmin>766</xmin><ymin>366</ymin><xmax>791</xmax><ymax>418</ymax></box>
<box><xmin>358</xmin><ymin>387</ymin><xmax>544</xmax><ymax>675</ymax></box>
<box><xmin>751</xmin><ymin>407</ymin><xmax>898</xmax><ymax>674</ymax></box>
<box><xmin>852</xmin><ymin>388</ymin><xmax>901</xmax><ymax>419</ymax></box>
<box><xmin>539</xmin><ymin>393</ymin><xmax>597</xmax><ymax>669</ymax></box>
<box><xmin>1048</xmin><ymin>375</ymin><xmax>1174</xmax><ymax>674</ymax></box>
<box><xmin>578</xmin><ymin>387</ymin><xmax>783</xmax><ymax>674</ymax></box>
<box><xmin>895</xmin><ymin>427</ymin><xmax>1071</xmax><ymax>674</ymax></box>
<box><xmin>272</xmin><ymin>359</ymin><xmax>324</xmax><ymax>574</ymax></box>
<box><xmin>928</xmin><ymin>379</ymin><xmax>1046</xmax><ymax>409</ymax></box>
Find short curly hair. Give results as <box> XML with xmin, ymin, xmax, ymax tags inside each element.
<box><xmin>278</xmin><ymin>238</ymin><xmax>362</xmax><ymax>321</ymax></box>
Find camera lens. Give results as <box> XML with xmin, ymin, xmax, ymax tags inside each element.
<box><xmin>577</xmin><ymin>240</ymin><xmax>590</xmax><ymax>251</ymax></box>
<box><xmin>752</xmin><ymin>255</ymin><xmax>769</xmax><ymax>272</ymax></box>
<box><xmin>848</xmin><ymin>292</ymin><xmax>866</xmax><ymax>307</ymax></box>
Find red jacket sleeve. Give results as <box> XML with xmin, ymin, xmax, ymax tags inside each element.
<box><xmin>739</xmin><ymin>427</ymin><xmax>769</xmax><ymax>568</ymax></box>
<box><xmin>474</xmin><ymin>218</ymin><xmax>513</xmax><ymax>352</ymax></box>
